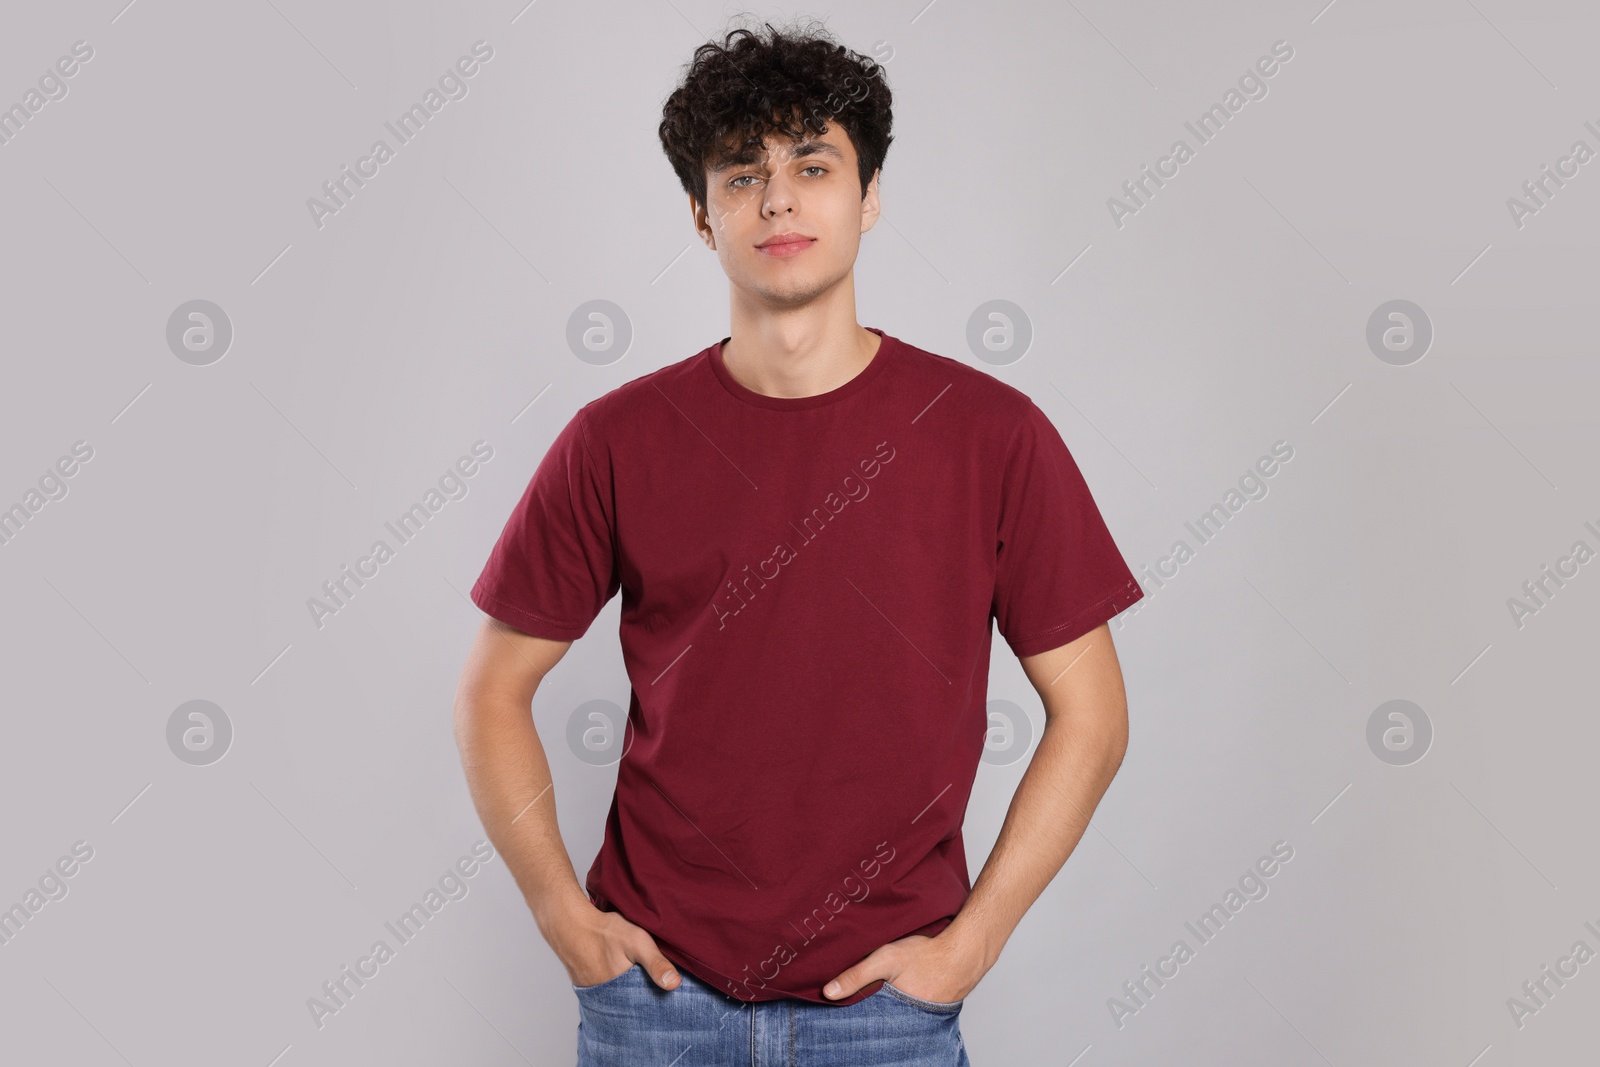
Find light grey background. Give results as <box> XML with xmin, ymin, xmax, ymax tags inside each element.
<box><xmin>2</xmin><ymin>0</ymin><xmax>1596</xmax><ymax>1064</ymax></box>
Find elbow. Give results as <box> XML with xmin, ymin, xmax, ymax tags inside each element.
<box><xmin>1106</xmin><ymin>727</ymin><xmax>1129</xmax><ymax>775</ymax></box>
<box><xmin>1101</xmin><ymin>700</ymin><xmax>1131</xmax><ymax>773</ymax></box>
<box><xmin>451</xmin><ymin>698</ymin><xmax>474</xmax><ymax>757</ymax></box>
<box><xmin>452</xmin><ymin>685</ymin><xmax>490</xmax><ymax>752</ymax></box>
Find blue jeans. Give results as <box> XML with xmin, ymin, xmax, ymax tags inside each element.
<box><xmin>573</xmin><ymin>963</ymin><xmax>972</xmax><ymax>1066</ymax></box>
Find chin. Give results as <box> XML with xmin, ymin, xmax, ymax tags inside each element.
<box><xmin>743</xmin><ymin>268</ymin><xmax>843</xmax><ymax>306</ymax></box>
<box><xmin>759</xmin><ymin>284</ymin><xmax>831</xmax><ymax>309</ymax></box>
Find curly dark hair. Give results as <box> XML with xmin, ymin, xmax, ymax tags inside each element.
<box><xmin>658</xmin><ymin>17</ymin><xmax>893</xmax><ymax>209</ymax></box>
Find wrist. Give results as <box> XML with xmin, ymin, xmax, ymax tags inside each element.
<box><xmin>529</xmin><ymin>884</ymin><xmax>593</xmax><ymax>936</ymax></box>
<box><xmin>940</xmin><ymin>916</ymin><xmax>1004</xmax><ymax>974</ymax></box>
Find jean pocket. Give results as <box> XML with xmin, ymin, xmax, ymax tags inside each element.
<box><xmin>571</xmin><ymin>962</ymin><xmax>640</xmax><ymax>994</ymax></box>
<box><xmin>878</xmin><ymin>979</ymin><xmax>964</xmax><ymax>1013</ymax></box>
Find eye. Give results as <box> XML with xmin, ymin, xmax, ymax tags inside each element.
<box><xmin>802</xmin><ymin>165</ymin><xmax>827</xmax><ymax>177</ymax></box>
<box><xmin>729</xmin><ymin>174</ymin><xmax>760</xmax><ymax>188</ymax></box>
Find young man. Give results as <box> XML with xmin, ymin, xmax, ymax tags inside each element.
<box><xmin>454</xmin><ymin>20</ymin><xmax>1144</xmax><ymax>1066</ymax></box>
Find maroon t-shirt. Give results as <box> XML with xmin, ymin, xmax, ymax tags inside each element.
<box><xmin>470</xmin><ymin>327</ymin><xmax>1144</xmax><ymax>1006</ymax></box>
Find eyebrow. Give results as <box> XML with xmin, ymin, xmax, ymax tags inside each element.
<box><xmin>709</xmin><ymin>138</ymin><xmax>846</xmax><ymax>174</ymax></box>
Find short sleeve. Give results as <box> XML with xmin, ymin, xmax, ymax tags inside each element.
<box><xmin>470</xmin><ymin>407</ymin><xmax>620</xmax><ymax>640</ymax></box>
<box><xmin>992</xmin><ymin>401</ymin><xmax>1144</xmax><ymax>657</ymax></box>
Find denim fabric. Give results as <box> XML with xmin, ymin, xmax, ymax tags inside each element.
<box><xmin>573</xmin><ymin>963</ymin><xmax>972</xmax><ymax>1066</ymax></box>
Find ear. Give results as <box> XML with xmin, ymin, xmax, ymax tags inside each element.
<box><xmin>692</xmin><ymin>193</ymin><xmax>716</xmax><ymax>250</ymax></box>
<box><xmin>859</xmin><ymin>168</ymin><xmax>882</xmax><ymax>234</ymax></box>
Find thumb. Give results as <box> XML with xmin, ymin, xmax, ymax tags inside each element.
<box><xmin>636</xmin><ymin>942</ymin><xmax>681</xmax><ymax>990</ymax></box>
<box><xmin>824</xmin><ymin>952</ymin><xmax>887</xmax><ymax>1000</ymax></box>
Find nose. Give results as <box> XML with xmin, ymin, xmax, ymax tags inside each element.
<box><xmin>762</xmin><ymin>171</ymin><xmax>797</xmax><ymax>218</ymax></box>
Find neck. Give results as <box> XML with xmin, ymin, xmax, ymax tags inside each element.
<box><xmin>720</xmin><ymin>295</ymin><xmax>881</xmax><ymax>400</ymax></box>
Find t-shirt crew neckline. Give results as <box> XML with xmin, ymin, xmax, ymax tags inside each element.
<box><xmin>708</xmin><ymin>326</ymin><xmax>896</xmax><ymax>411</ymax></box>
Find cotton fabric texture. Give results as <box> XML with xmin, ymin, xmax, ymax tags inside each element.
<box><xmin>471</xmin><ymin>327</ymin><xmax>1144</xmax><ymax>1006</ymax></box>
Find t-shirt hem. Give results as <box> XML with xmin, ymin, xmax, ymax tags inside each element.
<box><xmin>1004</xmin><ymin>576</ymin><xmax>1146</xmax><ymax>658</ymax></box>
<box><xmin>591</xmin><ymin>889</ymin><xmax>956</xmax><ymax>1008</ymax></box>
<box><xmin>470</xmin><ymin>583</ymin><xmax>591</xmax><ymax>641</ymax></box>
<box><xmin>651</xmin><ymin>941</ymin><xmax>887</xmax><ymax>1008</ymax></box>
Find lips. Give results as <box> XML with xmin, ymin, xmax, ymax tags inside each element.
<box><xmin>756</xmin><ymin>233</ymin><xmax>816</xmax><ymax>257</ymax></box>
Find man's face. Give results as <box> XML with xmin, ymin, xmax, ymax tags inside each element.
<box><xmin>695</xmin><ymin>118</ymin><xmax>880</xmax><ymax>309</ymax></box>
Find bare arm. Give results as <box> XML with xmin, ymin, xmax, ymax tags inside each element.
<box><xmin>943</xmin><ymin>621</ymin><xmax>1131</xmax><ymax>974</ymax></box>
<box><xmin>453</xmin><ymin>616</ymin><xmax>682</xmax><ymax>989</ymax></box>
<box><xmin>824</xmin><ymin>620</ymin><xmax>1131</xmax><ymax>1001</ymax></box>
